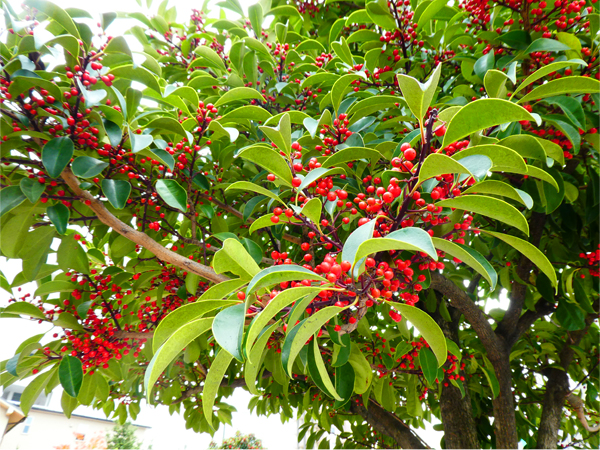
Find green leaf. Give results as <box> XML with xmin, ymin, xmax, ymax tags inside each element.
<box><xmin>244</xmin><ymin>320</ymin><xmax>280</xmax><ymax>395</ymax></box>
<box><xmin>145</xmin><ymin>118</ymin><xmax>187</xmax><ymax>138</ymax></box>
<box><xmin>108</xmin><ymin>65</ymin><xmax>161</xmax><ymax>93</ymax></box>
<box><xmin>354</xmin><ymin>227</ymin><xmax>438</xmax><ymax>271</ymax></box>
<box><xmin>238</xmin><ymin>145</ymin><xmax>292</xmax><ymax>186</ymax></box>
<box><xmin>307</xmin><ymin>339</ymin><xmax>342</xmax><ymax>400</ymax></box>
<box><xmin>322</xmin><ymin>147</ymin><xmax>381</xmax><ymax>168</ymax></box>
<box><xmin>155</xmin><ymin>179</ymin><xmax>187</xmax><ymax>212</ymax></box>
<box><xmin>331</xmin><ymin>74</ymin><xmax>361</xmax><ymax>114</ymax></box>
<box><xmin>101</xmin><ymin>179</ymin><xmax>131</xmax><ymax>209</ymax></box>
<box><xmin>145</xmin><ymin>317</ymin><xmax>213</xmax><ymax>399</ymax></box>
<box><xmin>432</xmin><ymin>238</ymin><xmax>497</xmax><ymax>289</ymax></box>
<box><xmin>524</xmin><ymin>166</ymin><xmax>559</xmax><ymax>191</ymax></box>
<box><xmin>215</xmin><ymin>87</ymin><xmax>264</xmax><ymax>107</ymax></box>
<box><xmin>245</xmin><ymin>265</ymin><xmax>326</xmax><ymax>298</ymax></box>
<box><xmin>54</xmin><ymin>312</ymin><xmax>84</xmax><ymax>331</ymax></box>
<box><xmin>249</xmin><ymin>213</ymin><xmax>302</xmax><ymax>234</ymax></box>
<box><xmin>152</xmin><ymin>300</ymin><xmax>238</xmax><ymax>352</ymax></box>
<box><xmin>71</xmin><ymin>156</ymin><xmax>108</xmax><ymax>179</ymax></box>
<box><xmin>512</xmin><ymin>60</ymin><xmax>587</xmax><ymax>97</ymax></box>
<box><xmin>103</xmin><ymin>120</ymin><xmax>122</xmax><ymax>147</ymax></box>
<box><xmin>419</xmin><ymin>347</ymin><xmax>438</xmax><ymax>386</ymax></box>
<box><xmin>0</xmin><ymin>186</ymin><xmax>27</xmax><ymax>216</ymax></box>
<box><xmin>59</xmin><ymin>355</ymin><xmax>83</xmax><ymax>397</ymax></box>
<box><xmin>281</xmin><ymin>302</ymin><xmax>352</xmax><ymax>376</ymax></box>
<box><xmin>42</xmin><ymin>137</ymin><xmax>74</xmax><ymax>178</ymax></box>
<box><xmin>300</xmin><ymin>198</ymin><xmax>323</xmax><ymax>229</ymax></box>
<box><xmin>23</xmin><ymin>0</ymin><xmax>80</xmax><ymax>38</ymax></box>
<box><xmin>62</xmin><ymin>390</ymin><xmax>79</xmax><ymax>418</ymax></box>
<box><xmin>129</xmin><ymin>132</ymin><xmax>154</xmax><ymax>152</ymax></box>
<box><xmin>57</xmin><ymin>236</ymin><xmax>89</xmax><ymax>274</ymax></box>
<box><xmin>397</xmin><ymin>62</ymin><xmax>441</xmax><ymax>122</ymax></box>
<box><xmin>76</xmin><ymin>79</ymin><xmax>106</xmax><ymax>107</ymax></box>
<box><xmin>365</xmin><ymin>0</ymin><xmax>396</xmax><ymax>29</ymax></box>
<box><xmin>463</xmin><ymin>180</ymin><xmax>533</xmax><ymax>209</ymax></box>
<box><xmin>103</xmin><ymin>35</ymin><xmax>131</xmax><ymax>55</ymax></box>
<box><xmin>331</xmin><ymin>37</ymin><xmax>353</xmax><ymax>66</ymax></box>
<box><xmin>416</xmin><ymin>0</ymin><xmax>447</xmax><ymax>29</ymax></box>
<box><xmin>387</xmin><ymin>303</ymin><xmax>447</xmax><ymax>367</ymax></box>
<box><xmin>19</xmin><ymin>178</ymin><xmax>45</xmax><ymax>203</ymax></box>
<box><xmin>46</xmin><ymin>203</ymin><xmax>70</xmax><ymax>235</ymax></box>
<box><xmin>418</xmin><ymin>153</ymin><xmax>475</xmax><ymax>185</ymax></box>
<box><xmin>34</xmin><ymin>280</ymin><xmax>76</xmax><ymax>297</ymax></box>
<box><xmin>199</xmin><ymin>278</ymin><xmax>248</xmax><ymax>301</ymax></box>
<box><xmin>246</xmin><ymin>287</ymin><xmax>327</xmax><ymax>360</ymax></box>
<box><xmin>213</xmin><ymin>238</ymin><xmax>261</xmax><ymax>279</ymax></box>
<box><xmin>483</xmin><ymin>231</ymin><xmax>557</xmax><ymax>288</ymax></box>
<box><xmin>2</xmin><ymin>301</ymin><xmax>46</xmax><ymax>320</ymax></box>
<box><xmin>556</xmin><ymin>300</ymin><xmax>586</xmax><ymax>331</ymax></box>
<box><xmin>436</xmin><ymin>195</ymin><xmax>529</xmax><ymax>236</ymax></box>
<box><xmin>213</xmin><ymin>303</ymin><xmax>246</xmax><ymax>362</ymax></box>
<box><xmin>474</xmin><ymin>52</ymin><xmax>495</xmax><ymax>80</ymax></box>
<box><xmin>226</xmin><ymin>181</ymin><xmax>286</xmax><ymax>205</ymax></box>
<box><xmin>484</xmin><ymin>69</ymin><xmax>511</xmax><ymax>98</ymax></box>
<box><xmin>442</xmin><ymin>99</ymin><xmax>533</xmax><ymax>148</ymax></box>
<box><xmin>481</xmin><ymin>366</ymin><xmax>500</xmax><ymax>399</ymax></box>
<box><xmin>517</xmin><ymin>77</ymin><xmax>600</xmax><ymax>104</ymax></box>
<box><xmin>497</xmin><ymin>135</ymin><xmax>547</xmax><ymax>162</ymax></box>
<box><xmin>202</xmin><ymin>348</ymin><xmax>234</xmax><ymax>429</ymax></box>
<box><xmin>20</xmin><ymin>367</ymin><xmax>56</xmax><ymax>415</ymax></box>
<box><xmin>341</xmin><ymin>218</ymin><xmax>378</xmax><ymax>268</ymax></box>
<box><xmin>542</xmin><ymin>96</ymin><xmax>585</xmax><ymax>129</ymax></box>
<box><xmin>347</xmin><ymin>343</ymin><xmax>372</xmax><ymax>394</ymax></box>
<box><xmin>298</xmin><ymin>167</ymin><xmax>345</xmax><ymax>193</ymax></box>
<box><xmin>219</xmin><ymin>105</ymin><xmax>272</xmax><ymax>123</ymax></box>
<box><xmin>258</xmin><ymin>114</ymin><xmax>292</xmax><ymax>157</ymax></box>
<box><xmin>333</xmin><ymin>361</ymin><xmax>355</xmax><ymax>408</ymax></box>
<box><xmin>523</xmin><ymin>38</ymin><xmax>572</xmax><ymax>54</ymax></box>
<box><xmin>248</xmin><ymin>2</ymin><xmax>263</xmax><ymax>36</ymax></box>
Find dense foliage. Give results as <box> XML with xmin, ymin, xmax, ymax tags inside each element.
<box><xmin>107</xmin><ymin>421</ymin><xmax>142</xmax><ymax>450</ymax></box>
<box><xmin>0</xmin><ymin>0</ymin><xmax>598</xmax><ymax>448</ymax></box>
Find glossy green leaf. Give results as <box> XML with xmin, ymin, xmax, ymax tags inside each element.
<box><xmin>213</xmin><ymin>238</ymin><xmax>261</xmax><ymax>279</ymax></box>
<box><xmin>432</xmin><ymin>237</ymin><xmax>497</xmax><ymax>289</ymax></box>
<box><xmin>248</xmin><ymin>213</ymin><xmax>302</xmax><ymax>234</ymax></box>
<box><xmin>34</xmin><ymin>280</ymin><xmax>76</xmax><ymax>297</ymax></box>
<box><xmin>523</xmin><ymin>38</ymin><xmax>572</xmax><ymax>54</ymax></box>
<box><xmin>20</xmin><ymin>367</ymin><xmax>56</xmax><ymax>415</ymax></box>
<box><xmin>215</xmin><ymin>87</ymin><xmax>264</xmax><ymax>107</ymax></box>
<box><xmin>453</xmin><ymin>144</ymin><xmax>528</xmax><ymax>174</ymax></box>
<box><xmin>145</xmin><ymin>317</ymin><xmax>213</xmax><ymax>399</ymax></box>
<box><xmin>300</xmin><ymin>198</ymin><xmax>323</xmax><ymax>229</ymax></box>
<box><xmin>213</xmin><ymin>303</ymin><xmax>246</xmax><ymax>362</ymax></box>
<box><xmin>42</xmin><ymin>137</ymin><xmax>74</xmax><ymax>178</ymax></box>
<box><xmin>238</xmin><ymin>145</ymin><xmax>292</xmax><ymax>185</ymax></box>
<box><xmin>418</xmin><ymin>153</ymin><xmax>475</xmax><ymax>185</ymax></box>
<box><xmin>442</xmin><ymin>99</ymin><xmax>534</xmax><ymax>148</ymax></box>
<box><xmin>483</xmin><ymin>231</ymin><xmax>557</xmax><ymax>288</ymax></box>
<box><xmin>19</xmin><ymin>178</ymin><xmax>45</xmax><ymax>203</ymax></box>
<box><xmin>129</xmin><ymin>132</ymin><xmax>154</xmax><ymax>152</ymax></box>
<box><xmin>386</xmin><ymin>303</ymin><xmax>447</xmax><ymax>367</ymax></box>
<box><xmin>199</xmin><ymin>278</ymin><xmax>248</xmax><ymax>301</ymax></box>
<box><xmin>258</xmin><ymin>114</ymin><xmax>291</xmax><ymax>157</ymax></box>
<box><xmin>202</xmin><ymin>348</ymin><xmax>234</xmax><ymax>429</ymax></box>
<box><xmin>245</xmin><ymin>265</ymin><xmax>326</xmax><ymax>298</ymax></box>
<box><xmin>512</xmin><ymin>60</ymin><xmax>587</xmax><ymax>97</ymax></box>
<box><xmin>517</xmin><ymin>77</ymin><xmax>600</xmax><ymax>104</ymax></box>
<box><xmin>543</xmin><ymin>96</ymin><xmax>586</xmax><ymax>129</ymax></box>
<box><xmin>307</xmin><ymin>339</ymin><xmax>342</xmax><ymax>400</ymax></box>
<box><xmin>436</xmin><ymin>195</ymin><xmax>529</xmax><ymax>235</ymax></box>
<box><xmin>2</xmin><ymin>301</ymin><xmax>46</xmax><ymax>320</ymax></box>
<box><xmin>481</xmin><ymin>366</ymin><xmax>500</xmax><ymax>399</ymax></box>
<box><xmin>297</xmin><ymin>167</ymin><xmax>345</xmax><ymax>193</ymax></box>
<box><xmin>155</xmin><ymin>179</ymin><xmax>187</xmax><ymax>212</ymax></box>
<box><xmin>152</xmin><ymin>300</ymin><xmax>239</xmax><ymax>352</ymax></box>
<box><xmin>24</xmin><ymin>0</ymin><xmax>80</xmax><ymax>38</ymax></box>
<box><xmin>145</xmin><ymin>118</ymin><xmax>187</xmax><ymax>137</ymax></box>
<box><xmin>62</xmin><ymin>390</ymin><xmax>79</xmax><ymax>418</ymax></box>
<box><xmin>109</xmin><ymin>65</ymin><xmax>161</xmax><ymax>93</ymax></box>
<box><xmin>397</xmin><ymin>62</ymin><xmax>441</xmax><ymax>122</ymax></box>
<box><xmin>347</xmin><ymin>343</ymin><xmax>372</xmax><ymax>394</ymax></box>
<box><xmin>525</xmin><ymin>166</ymin><xmax>559</xmax><ymax>191</ymax></box>
<box><xmin>331</xmin><ymin>74</ymin><xmax>361</xmax><ymax>114</ymax></box>
<box><xmin>463</xmin><ymin>180</ymin><xmax>533</xmax><ymax>209</ymax></box>
<box><xmin>420</xmin><ymin>347</ymin><xmax>438</xmax><ymax>386</ymax></box>
<box><xmin>46</xmin><ymin>203</ymin><xmax>70</xmax><ymax>235</ymax></box>
<box><xmin>244</xmin><ymin>320</ymin><xmax>280</xmax><ymax>395</ymax></box>
<box><xmin>334</xmin><ymin>362</ymin><xmax>355</xmax><ymax>408</ymax></box>
<box><xmin>72</xmin><ymin>156</ymin><xmax>108</xmax><ymax>179</ymax></box>
<box><xmin>101</xmin><ymin>179</ymin><xmax>131</xmax><ymax>209</ymax></box>
<box><xmin>322</xmin><ymin>147</ymin><xmax>381</xmax><ymax>168</ymax></box>
<box><xmin>484</xmin><ymin>69</ymin><xmax>511</xmax><ymax>98</ymax></box>
<box><xmin>57</xmin><ymin>236</ymin><xmax>89</xmax><ymax>274</ymax></box>
<box><xmin>59</xmin><ymin>355</ymin><xmax>83</xmax><ymax>397</ymax></box>
<box><xmin>0</xmin><ymin>186</ymin><xmax>27</xmax><ymax>217</ymax></box>
<box><xmin>226</xmin><ymin>181</ymin><xmax>286</xmax><ymax>205</ymax></box>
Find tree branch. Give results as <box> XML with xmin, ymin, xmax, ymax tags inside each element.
<box><xmin>60</xmin><ymin>168</ymin><xmax>229</xmax><ymax>284</ymax></box>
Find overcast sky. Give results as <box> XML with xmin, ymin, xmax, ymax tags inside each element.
<box><xmin>0</xmin><ymin>0</ymin><xmax>455</xmax><ymax>447</ymax></box>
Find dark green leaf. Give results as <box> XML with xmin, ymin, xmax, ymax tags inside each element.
<box><xmin>101</xmin><ymin>179</ymin><xmax>131</xmax><ymax>209</ymax></box>
<box><xmin>72</xmin><ymin>156</ymin><xmax>108</xmax><ymax>179</ymax></box>
<box><xmin>46</xmin><ymin>203</ymin><xmax>70</xmax><ymax>235</ymax></box>
<box><xmin>42</xmin><ymin>137</ymin><xmax>74</xmax><ymax>178</ymax></box>
<box><xmin>59</xmin><ymin>355</ymin><xmax>83</xmax><ymax>397</ymax></box>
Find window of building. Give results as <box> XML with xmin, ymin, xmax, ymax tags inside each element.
<box><xmin>11</xmin><ymin>392</ymin><xmax>22</xmax><ymax>403</ymax></box>
<box><xmin>22</xmin><ymin>416</ymin><xmax>34</xmax><ymax>434</ymax></box>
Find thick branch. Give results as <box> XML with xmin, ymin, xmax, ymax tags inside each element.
<box><xmin>507</xmin><ymin>299</ymin><xmax>555</xmax><ymax>347</ymax></box>
<box><xmin>349</xmin><ymin>399</ymin><xmax>429</xmax><ymax>449</ymax></box>
<box><xmin>61</xmin><ymin>168</ymin><xmax>229</xmax><ymax>284</ymax></box>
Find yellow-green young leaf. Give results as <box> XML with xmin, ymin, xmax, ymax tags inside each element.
<box><xmin>331</xmin><ymin>74</ymin><xmax>361</xmax><ymax>114</ymax></box>
<box><xmin>347</xmin><ymin>343</ymin><xmax>372</xmax><ymax>394</ymax></box>
<box><xmin>215</xmin><ymin>87</ymin><xmax>264</xmax><ymax>107</ymax></box>
<box><xmin>386</xmin><ymin>303</ymin><xmax>447</xmax><ymax>367</ymax></box>
<box><xmin>245</xmin><ymin>287</ymin><xmax>327</xmax><ymax>359</ymax></box>
<box><xmin>281</xmin><ymin>302</ymin><xmax>353</xmax><ymax>376</ymax></box>
<box><xmin>463</xmin><ymin>180</ymin><xmax>533</xmax><ymax>209</ymax></box>
<box><xmin>322</xmin><ymin>147</ymin><xmax>381</xmax><ymax>168</ymax></box>
<box><xmin>108</xmin><ymin>65</ymin><xmax>161</xmax><ymax>93</ymax></box>
<box><xmin>497</xmin><ymin>135</ymin><xmax>547</xmax><ymax>162</ymax></box>
<box><xmin>145</xmin><ymin>118</ymin><xmax>187</xmax><ymax>137</ymax></box>
<box><xmin>246</xmin><ymin>265</ymin><xmax>326</xmax><ymax>298</ymax></box>
<box><xmin>192</xmin><ymin>46</ymin><xmax>227</xmax><ymax>71</ymax></box>
<box><xmin>300</xmin><ymin>198</ymin><xmax>322</xmax><ymax>229</ymax></box>
<box><xmin>237</xmin><ymin>146</ymin><xmax>292</xmax><ymax>186</ymax></box>
<box><xmin>198</xmin><ymin>279</ymin><xmax>248</xmax><ymax>301</ymax></box>
<box><xmin>346</xmin><ymin>95</ymin><xmax>403</xmax><ymax>121</ymax></box>
<box><xmin>258</xmin><ymin>113</ymin><xmax>291</xmax><ymax>157</ymax></box>
<box><xmin>484</xmin><ymin>69</ymin><xmax>512</xmax><ymax>98</ymax></box>
<box><xmin>436</xmin><ymin>195</ymin><xmax>529</xmax><ymax>236</ymax></box>
<box><xmin>354</xmin><ymin>227</ymin><xmax>438</xmax><ymax>270</ymax></box>
<box><xmin>2</xmin><ymin>301</ymin><xmax>47</xmax><ymax>320</ymax></box>
<box><xmin>203</xmin><ymin>348</ymin><xmax>234</xmax><ymax>429</ymax></box>
<box><xmin>483</xmin><ymin>231</ymin><xmax>558</xmax><ymax>289</ymax></box>
<box><xmin>57</xmin><ymin>236</ymin><xmax>90</xmax><ymax>275</ymax></box>
<box><xmin>537</xmin><ymin>137</ymin><xmax>565</xmax><ymax>166</ymax></box>
<box><xmin>307</xmin><ymin>338</ymin><xmax>342</xmax><ymax>400</ymax></box>
<box><xmin>213</xmin><ymin>238</ymin><xmax>261</xmax><ymax>279</ymax></box>
<box><xmin>432</xmin><ymin>237</ymin><xmax>497</xmax><ymax>289</ymax></box>
<box><xmin>226</xmin><ymin>181</ymin><xmax>286</xmax><ymax>205</ymax></box>
<box><xmin>441</xmin><ymin>99</ymin><xmax>534</xmax><ymax>148</ymax></box>
<box><xmin>512</xmin><ymin>60</ymin><xmax>587</xmax><ymax>97</ymax></box>
<box><xmin>517</xmin><ymin>76</ymin><xmax>599</xmax><ymax>104</ymax></box>
<box><xmin>248</xmin><ymin>213</ymin><xmax>302</xmax><ymax>235</ymax></box>
<box><xmin>406</xmin><ymin>374</ymin><xmax>423</xmax><ymax>417</ymax></box>
<box><xmin>218</xmin><ymin>105</ymin><xmax>272</xmax><ymax>123</ymax></box>
<box><xmin>417</xmin><ymin>153</ymin><xmax>474</xmax><ymax>185</ymax></box>
<box><xmin>331</xmin><ymin>37</ymin><xmax>353</xmax><ymax>66</ymax></box>
<box><xmin>77</xmin><ymin>373</ymin><xmax>96</xmax><ymax>406</ymax></box>
<box><xmin>248</xmin><ymin>2</ymin><xmax>263</xmax><ymax>36</ymax></box>
<box><xmin>397</xmin><ymin>61</ymin><xmax>441</xmax><ymax>122</ymax></box>
<box><xmin>61</xmin><ymin>389</ymin><xmax>79</xmax><ymax>418</ymax></box>
<box><xmin>145</xmin><ymin>317</ymin><xmax>213</xmax><ymax>399</ymax></box>
<box><xmin>244</xmin><ymin>320</ymin><xmax>280</xmax><ymax>395</ymax></box>
<box><xmin>20</xmin><ymin>367</ymin><xmax>57</xmax><ymax>414</ymax></box>
<box><xmin>163</xmin><ymin>86</ymin><xmax>199</xmax><ymax>107</ymax></box>
<box><xmin>152</xmin><ymin>300</ymin><xmax>239</xmax><ymax>352</ymax></box>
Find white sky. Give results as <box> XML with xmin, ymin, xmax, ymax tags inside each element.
<box><xmin>0</xmin><ymin>0</ymin><xmax>450</xmax><ymax>447</ymax></box>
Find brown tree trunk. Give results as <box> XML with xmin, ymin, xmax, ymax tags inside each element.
<box><xmin>490</xmin><ymin>349</ymin><xmax>519</xmax><ymax>449</ymax></box>
<box><xmin>349</xmin><ymin>400</ymin><xmax>429</xmax><ymax>449</ymax></box>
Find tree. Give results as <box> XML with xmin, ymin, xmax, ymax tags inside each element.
<box><xmin>107</xmin><ymin>422</ymin><xmax>142</xmax><ymax>450</ymax></box>
<box><xmin>209</xmin><ymin>431</ymin><xmax>264</xmax><ymax>449</ymax></box>
<box><xmin>0</xmin><ymin>0</ymin><xmax>598</xmax><ymax>448</ymax></box>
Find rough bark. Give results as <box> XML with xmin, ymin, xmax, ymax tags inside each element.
<box><xmin>349</xmin><ymin>399</ymin><xmax>430</xmax><ymax>449</ymax></box>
